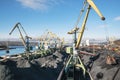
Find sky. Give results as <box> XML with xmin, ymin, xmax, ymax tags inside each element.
<box><xmin>0</xmin><ymin>0</ymin><xmax>120</xmax><ymax>41</ymax></box>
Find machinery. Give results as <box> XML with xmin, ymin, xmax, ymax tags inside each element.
<box><xmin>67</xmin><ymin>27</ymin><xmax>79</xmax><ymax>45</ymax></box>
<box><xmin>39</xmin><ymin>30</ymin><xmax>62</xmax><ymax>49</ymax></box>
<box><xmin>57</xmin><ymin>0</ymin><xmax>105</xmax><ymax>80</ymax></box>
<box><xmin>9</xmin><ymin>22</ymin><xmax>32</xmax><ymax>53</ymax></box>
<box><xmin>47</xmin><ymin>31</ymin><xmax>58</xmax><ymax>48</ymax></box>
<box><xmin>34</xmin><ymin>30</ymin><xmax>63</xmax><ymax>58</ymax></box>
<box><xmin>48</xmin><ymin>31</ymin><xmax>64</xmax><ymax>48</ymax></box>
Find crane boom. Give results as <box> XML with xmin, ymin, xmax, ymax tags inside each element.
<box><xmin>75</xmin><ymin>0</ymin><xmax>105</xmax><ymax>48</ymax></box>
<box><xmin>9</xmin><ymin>22</ymin><xmax>26</xmax><ymax>48</ymax></box>
<box><xmin>9</xmin><ymin>22</ymin><xmax>20</xmax><ymax>35</ymax></box>
<box><xmin>17</xmin><ymin>26</ymin><xmax>26</xmax><ymax>47</ymax></box>
<box><xmin>9</xmin><ymin>22</ymin><xmax>31</xmax><ymax>52</ymax></box>
<box><xmin>87</xmin><ymin>0</ymin><xmax>105</xmax><ymax>20</ymax></box>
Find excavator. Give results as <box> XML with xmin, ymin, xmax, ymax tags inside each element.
<box><xmin>57</xmin><ymin>0</ymin><xmax>105</xmax><ymax>80</ymax></box>
<box><xmin>9</xmin><ymin>22</ymin><xmax>32</xmax><ymax>53</ymax></box>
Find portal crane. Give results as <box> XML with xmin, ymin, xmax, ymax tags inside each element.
<box><xmin>75</xmin><ymin>0</ymin><xmax>105</xmax><ymax>49</ymax></box>
<box><xmin>46</xmin><ymin>31</ymin><xmax>62</xmax><ymax>48</ymax></box>
<box><xmin>9</xmin><ymin>22</ymin><xmax>32</xmax><ymax>52</ymax></box>
<box><xmin>58</xmin><ymin>0</ymin><xmax>105</xmax><ymax>80</ymax></box>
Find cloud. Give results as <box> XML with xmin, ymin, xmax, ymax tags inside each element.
<box><xmin>114</xmin><ymin>16</ymin><xmax>120</xmax><ymax>21</ymax></box>
<box><xmin>98</xmin><ymin>24</ymin><xmax>108</xmax><ymax>28</ymax></box>
<box><xmin>17</xmin><ymin>0</ymin><xmax>63</xmax><ymax>11</ymax></box>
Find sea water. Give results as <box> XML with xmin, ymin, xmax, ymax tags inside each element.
<box><xmin>0</xmin><ymin>46</ymin><xmax>36</xmax><ymax>56</ymax></box>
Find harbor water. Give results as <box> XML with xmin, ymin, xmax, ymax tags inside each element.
<box><xmin>0</xmin><ymin>46</ymin><xmax>36</xmax><ymax>56</ymax></box>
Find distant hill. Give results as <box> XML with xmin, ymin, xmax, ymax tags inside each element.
<box><xmin>0</xmin><ymin>41</ymin><xmax>37</xmax><ymax>46</ymax></box>
<box><xmin>114</xmin><ymin>39</ymin><xmax>120</xmax><ymax>45</ymax></box>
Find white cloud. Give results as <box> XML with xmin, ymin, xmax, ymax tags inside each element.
<box><xmin>98</xmin><ymin>24</ymin><xmax>108</xmax><ymax>28</ymax></box>
<box><xmin>114</xmin><ymin>16</ymin><xmax>120</xmax><ymax>21</ymax></box>
<box><xmin>17</xmin><ymin>0</ymin><xmax>63</xmax><ymax>11</ymax></box>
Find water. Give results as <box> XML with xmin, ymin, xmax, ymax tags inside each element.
<box><xmin>0</xmin><ymin>46</ymin><xmax>36</xmax><ymax>56</ymax></box>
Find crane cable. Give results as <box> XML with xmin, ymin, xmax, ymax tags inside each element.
<box><xmin>74</xmin><ymin>0</ymin><xmax>87</xmax><ymax>28</ymax></box>
<box><xmin>19</xmin><ymin>23</ymin><xmax>28</xmax><ymax>36</ymax></box>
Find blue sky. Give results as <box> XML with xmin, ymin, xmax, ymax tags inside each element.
<box><xmin>0</xmin><ymin>0</ymin><xmax>120</xmax><ymax>40</ymax></box>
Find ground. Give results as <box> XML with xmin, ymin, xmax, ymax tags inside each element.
<box><xmin>0</xmin><ymin>51</ymin><xmax>68</xmax><ymax>80</ymax></box>
<box><xmin>1</xmin><ymin>49</ymin><xmax>120</xmax><ymax>80</ymax></box>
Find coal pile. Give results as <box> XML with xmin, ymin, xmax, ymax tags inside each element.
<box><xmin>0</xmin><ymin>51</ymin><xmax>68</xmax><ymax>80</ymax></box>
<box><xmin>82</xmin><ymin>49</ymin><xmax>120</xmax><ymax>80</ymax></box>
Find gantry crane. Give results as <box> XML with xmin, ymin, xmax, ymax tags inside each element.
<box><xmin>9</xmin><ymin>22</ymin><xmax>32</xmax><ymax>53</ymax></box>
<box><xmin>57</xmin><ymin>0</ymin><xmax>105</xmax><ymax>80</ymax></box>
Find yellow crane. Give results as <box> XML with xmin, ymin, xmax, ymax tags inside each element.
<box><xmin>9</xmin><ymin>22</ymin><xmax>32</xmax><ymax>52</ymax></box>
<box><xmin>75</xmin><ymin>0</ymin><xmax>105</xmax><ymax>49</ymax></box>
<box><xmin>58</xmin><ymin>0</ymin><xmax>105</xmax><ymax>80</ymax></box>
